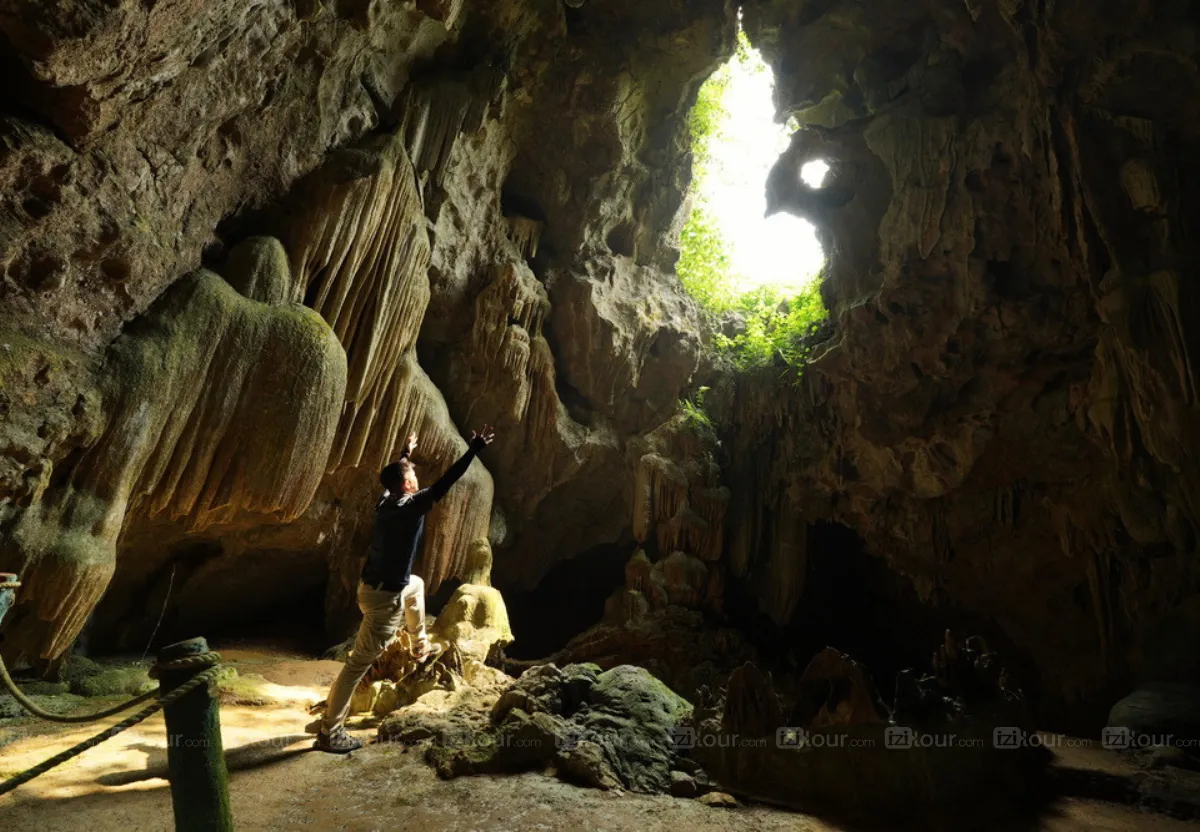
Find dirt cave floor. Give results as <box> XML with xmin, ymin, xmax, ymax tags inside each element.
<box><xmin>0</xmin><ymin>643</ymin><xmax>1196</xmax><ymax>832</ymax></box>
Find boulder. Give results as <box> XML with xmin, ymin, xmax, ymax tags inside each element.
<box><xmin>698</xmin><ymin>792</ymin><xmax>739</xmax><ymax>808</ymax></box>
<box><xmin>556</xmin><ymin>739</ymin><xmax>623</xmax><ymax>791</ymax></box>
<box><xmin>670</xmin><ymin>770</ymin><xmax>698</xmax><ymax>797</ymax></box>
<box><xmin>492</xmin><ymin>664</ymin><xmax>567</xmax><ymax>722</ymax></box>
<box><xmin>574</xmin><ymin>665</ymin><xmax>693</xmax><ymax>793</ymax></box>
<box><xmin>1109</xmin><ymin>684</ymin><xmax>1200</xmax><ymax>745</ymax></box>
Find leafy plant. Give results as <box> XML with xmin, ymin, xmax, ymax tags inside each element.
<box><xmin>712</xmin><ymin>280</ymin><xmax>828</xmax><ymax>371</ymax></box>
<box><xmin>677</xmin><ymin>31</ymin><xmax>830</xmax><ymax>375</ymax></box>
<box><xmin>680</xmin><ymin>386</ymin><xmax>714</xmax><ymax>432</ymax></box>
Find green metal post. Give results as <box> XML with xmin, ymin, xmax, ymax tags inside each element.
<box><xmin>157</xmin><ymin>637</ymin><xmax>233</xmax><ymax>831</ymax></box>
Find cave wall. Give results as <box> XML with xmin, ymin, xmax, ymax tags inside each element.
<box><xmin>0</xmin><ymin>0</ymin><xmax>1195</xmax><ymax>734</ymax></box>
<box><xmin>720</xmin><ymin>0</ymin><xmax>1200</xmax><ymax>728</ymax></box>
<box><xmin>0</xmin><ymin>0</ymin><xmax>729</xmax><ymax>659</ymax></box>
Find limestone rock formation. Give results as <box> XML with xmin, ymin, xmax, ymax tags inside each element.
<box><xmin>695</xmin><ymin>0</ymin><xmax>1200</xmax><ymax>729</ymax></box>
<box><xmin>1</xmin><ymin>247</ymin><xmax>346</xmax><ymax>665</ymax></box>
<box><xmin>0</xmin><ymin>0</ymin><xmax>1197</xmax><ymax>753</ymax></box>
<box><xmin>403</xmin><ymin>662</ymin><xmax>693</xmax><ymax>794</ymax></box>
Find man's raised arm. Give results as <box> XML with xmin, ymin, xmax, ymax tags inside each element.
<box><xmin>415</xmin><ymin>425</ymin><xmax>496</xmax><ymax>510</ymax></box>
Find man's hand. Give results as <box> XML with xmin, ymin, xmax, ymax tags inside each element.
<box><xmin>471</xmin><ymin>425</ymin><xmax>496</xmax><ymax>446</ymax></box>
<box><xmin>405</xmin><ymin>432</ymin><xmax>418</xmax><ymax>455</ymax></box>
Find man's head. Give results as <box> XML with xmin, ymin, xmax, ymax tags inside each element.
<box><xmin>380</xmin><ymin>459</ymin><xmax>419</xmax><ymax>496</ymax></box>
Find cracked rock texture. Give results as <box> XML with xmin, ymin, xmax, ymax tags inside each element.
<box><xmin>717</xmin><ymin>0</ymin><xmax>1200</xmax><ymax>728</ymax></box>
<box><xmin>0</xmin><ymin>0</ymin><xmax>1196</xmax><ymax>737</ymax></box>
<box><xmin>0</xmin><ymin>0</ymin><xmax>719</xmax><ymax>661</ymax></box>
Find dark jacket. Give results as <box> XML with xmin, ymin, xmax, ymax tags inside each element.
<box><xmin>360</xmin><ymin>437</ymin><xmax>484</xmax><ymax>591</ymax></box>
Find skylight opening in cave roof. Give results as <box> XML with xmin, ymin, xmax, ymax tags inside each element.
<box><xmin>686</xmin><ymin>31</ymin><xmax>827</xmax><ymax>297</ymax></box>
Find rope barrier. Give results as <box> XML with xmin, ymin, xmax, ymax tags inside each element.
<box><xmin>0</xmin><ymin>651</ymin><xmax>222</xmax><ymax>796</ymax></box>
<box><xmin>0</xmin><ymin>657</ymin><xmax>159</xmax><ymax>723</ymax></box>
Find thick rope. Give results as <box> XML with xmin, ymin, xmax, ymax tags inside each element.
<box><xmin>0</xmin><ymin>657</ymin><xmax>159</xmax><ymax>723</ymax></box>
<box><xmin>0</xmin><ymin>651</ymin><xmax>222</xmax><ymax>796</ymax></box>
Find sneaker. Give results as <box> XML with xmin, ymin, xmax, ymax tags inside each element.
<box><xmin>314</xmin><ymin>727</ymin><xmax>364</xmax><ymax>754</ymax></box>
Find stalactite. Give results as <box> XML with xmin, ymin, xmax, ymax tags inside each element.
<box><xmin>1148</xmin><ymin>269</ymin><xmax>1197</xmax><ymax>408</ymax></box>
<box><xmin>506</xmin><ymin>215</ymin><xmax>543</xmax><ymax>258</ymax></box>
<box><xmin>464</xmin><ymin>263</ymin><xmax>552</xmax><ymax>426</ymax></box>
<box><xmin>283</xmin><ymin>133</ymin><xmax>499</xmax><ymax>590</ymax></box>
<box><xmin>523</xmin><ymin>336</ymin><xmax>561</xmax><ymax>447</ymax></box>
<box><xmin>397</xmin><ymin>67</ymin><xmax>503</xmax><ymax>187</ymax></box>
<box><xmin>764</xmin><ymin>508</ymin><xmax>807</xmax><ymax>625</ymax></box>
<box><xmin>288</xmin><ymin>133</ymin><xmax>433</xmax><ymax>474</ymax></box>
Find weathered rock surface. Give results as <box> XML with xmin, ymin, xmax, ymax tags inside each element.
<box><xmin>0</xmin><ymin>0</ymin><xmax>719</xmax><ymax>662</ymax></box>
<box><xmin>705</xmin><ymin>0</ymin><xmax>1200</xmax><ymax>729</ymax></box>
<box><xmin>0</xmin><ymin>0</ymin><xmax>1196</xmax><ymax>752</ymax></box>
<box><xmin>402</xmin><ymin>662</ymin><xmax>692</xmax><ymax>794</ymax></box>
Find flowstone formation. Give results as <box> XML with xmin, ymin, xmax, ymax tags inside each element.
<box><xmin>1</xmin><ymin>239</ymin><xmax>346</xmax><ymax>667</ymax></box>
<box><xmin>0</xmin><ymin>0</ymin><xmax>717</xmax><ymax>663</ymax></box>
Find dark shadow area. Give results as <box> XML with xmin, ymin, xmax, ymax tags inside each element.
<box><xmin>426</xmin><ymin>577</ymin><xmax>463</xmax><ymax>617</ymax></box>
<box><xmin>500</xmin><ymin>544</ymin><xmax>628</xmax><ymax>660</ymax></box>
<box><xmin>96</xmin><ymin>735</ymin><xmax>316</xmax><ymax>786</ymax></box>
<box><xmin>197</xmin><ymin>580</ymin><xmax>329</xmax><ymax>656</ymax></box>
<box><xmin>499</xmin><ymin>188</ymin><xmax>547</xmax><ymax>224</ymax></box>
<box><xmin>724</xmin><ymin>522</ymin><xmax>1038</xmax><ymax>714</ymax></box>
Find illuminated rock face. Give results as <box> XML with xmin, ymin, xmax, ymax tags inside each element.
<box><xmin>0</xmin><ymin>0</ymin><xmax>718</xmax><ymax>662</ymax></box>
<box><xmin>0</xmin><ymin>0</ymin><xmax>1197</xmax><ymax>738</ymax></box>
<box><xmin>3</xmin><ymin>250</ymin><xmax>347</xmax><ymax>662</ymax></box>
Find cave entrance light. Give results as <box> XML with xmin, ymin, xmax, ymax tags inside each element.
<box><xmin>680</xmin><ymin>33</ymin><xmax>827</xmax><ymax>301</ymax></box>
<box><xmin>801</xmin><ymin>159</ymin><xmax>831</xmax><ymax>189</ymax></box>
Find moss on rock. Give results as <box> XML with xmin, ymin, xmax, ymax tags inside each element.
<box><xmin>70</xmin><ymin>664</ymin><xmax>155</xmax><ymax>697</ymax></box>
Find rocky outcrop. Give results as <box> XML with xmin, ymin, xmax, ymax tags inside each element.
<box><xmin>703</xmin><ymin>0</ymin><xmax>1200</xmax><ymax>729</ymax></box>
<box><xmin>0</xmin><ymin>0</ymin><xmax>720</xmax><ymax>662</ymax></box>
<box><xmin>403</xmin><ymin>661</ymin><xmax>693</xmax><ymax>794</ymax></box>
<box><xmin>0</xmin><ymin>0</ymin><xmax>1197</xmax><ymax>748</ymax></box>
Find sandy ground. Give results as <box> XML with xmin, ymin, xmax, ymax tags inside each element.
<box><xmin>1</xmin><ymin>643</ymin><xmax>1196</xmax><ymax>832</ymax></box>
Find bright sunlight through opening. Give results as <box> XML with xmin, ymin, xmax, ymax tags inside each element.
<box><xmin>801</xmin><ymin>159</ymin><xmax>830</xmax><ymax>189</ymax></box>
<box><xmin>695</xmin><ymin>43</ymin><xmax>825</xmax><ymax>295</ymax></box>
<box><xmin>676</xmin><ymin>29</ymin><xmax>831</xmax><ymax>371</ymax></box>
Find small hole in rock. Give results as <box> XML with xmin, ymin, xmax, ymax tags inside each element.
<box><xmin>22</xmin><ymin>197</ymin><xmax>51</xmax><ymax>219</ymax></box>
<box><xmin>801</xmin><ymin>159</ymin><xmax>831</xmax><ymax>189</ymax></box>
<box><xmin>26</xmin><ymin>253</ymin><xmax>65</xmax><ymax>292</ymax></box>
<box><xmin>606</xmin><ymin>222</ymin><xmax>636</xmax><ymax>258</ymax></box>
<box><xmin>100</xmin><ymin>257</ymin><xmax>131</xmax><ymax>284</ymax></box>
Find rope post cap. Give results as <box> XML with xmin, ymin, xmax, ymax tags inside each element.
<box><xmin>157</xmin><ymin>637</ymin><xmax>211</xmax><ymax>664</ymax></box>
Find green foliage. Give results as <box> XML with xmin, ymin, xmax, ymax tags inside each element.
<box><xmin>676</xmin><ymin>204</ymin><xmax>730</xmax><ymax>310</ymax></box>
<box><xmin>678</xmin><ymin>28</ymin><xmax>830</xmax><ymax>375</ymax></box>
<box><xmin>713</xmin><ymin>280</ymin><xmax>827</xmax><ymax>371</ymax></box>
<box><xmin>679</xmin><ymin>386</ymin><xmax>714</xmax><ymax>432</ymax></box>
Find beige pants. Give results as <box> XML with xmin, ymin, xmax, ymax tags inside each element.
<box><xmin>321</xmin><ymin>576</ymin><xmax>425</xmax><ymax>734</ymax></box>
